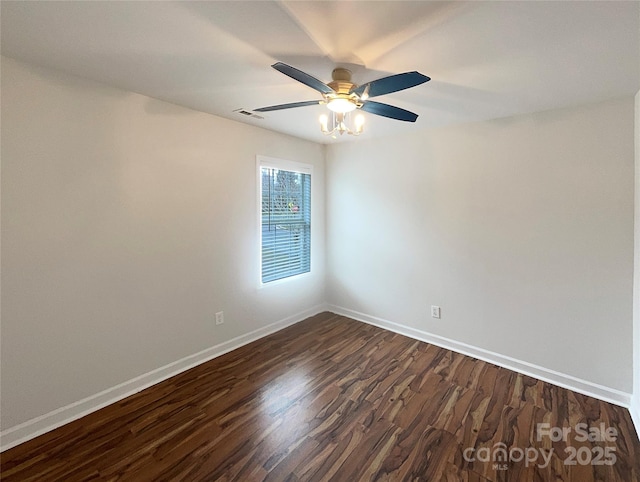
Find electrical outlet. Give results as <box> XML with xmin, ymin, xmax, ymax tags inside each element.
<box><xmin>431</xmin><ymin>306</ymin><xmax>441</xmax><ymax>319</ymax></box>
<box><xmin>215</xmin><ymin>311</ymin><xmax>224</xmax><ymax>325</ymax></box>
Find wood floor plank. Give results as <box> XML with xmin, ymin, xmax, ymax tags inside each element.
<box><xmin>2</xmin><ymin>312</ymin><xmax>639</xmax><ymax>481</ymax></box>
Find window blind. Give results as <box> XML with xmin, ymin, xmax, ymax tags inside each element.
<box><xmin>261</xmin><ymin>166</ymin><xmax>311</xmax><ymax>283</ymax></box>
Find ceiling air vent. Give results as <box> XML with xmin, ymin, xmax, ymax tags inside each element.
<box><xmin>233</xmin><ymin>108</ymin><xmax>264</xmax><ymax>120</ymax></box>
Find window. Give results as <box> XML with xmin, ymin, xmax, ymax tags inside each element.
<box><xmin>259</xmin><ymin>157</ymin><xmax>311</xmax><ymax>283</ymax></box>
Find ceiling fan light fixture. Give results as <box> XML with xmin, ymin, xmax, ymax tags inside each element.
<box><xmin>319</xmin><ymin>114</ymin><xmax>329</xmax><ymax>132</ymax></box>
<box><xmin>319</xmin><ymin>111</ymin><xmax>364</xmax><ymax>137</ymax></box>
<box><xmin>327</xmin><ymin>97</ymin><xmax>356</xmax><ymax>113</ymax></box>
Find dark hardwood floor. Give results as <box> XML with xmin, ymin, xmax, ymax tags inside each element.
<box><xmin>2</xmin><ymin>312</ymin><xmax>639</xmax><ymax>481</ymax></box>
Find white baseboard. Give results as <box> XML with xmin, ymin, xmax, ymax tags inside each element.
<box><xmin>328</xmin><ymin>305</ymin><xmax>632</xmax><ymax>408</ymax></box>
<box><xmin>0</xmin><ymin>303</ymin><xmax>328</xmax><ymax>452</ymax></box>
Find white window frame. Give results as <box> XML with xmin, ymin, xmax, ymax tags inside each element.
<box><xmin>257</xmin><ymin>155</ymin><xmax>313</xmax><ymax>287</ymax></box>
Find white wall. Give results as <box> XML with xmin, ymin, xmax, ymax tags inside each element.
<box><xmin>0</xmin><ymin>56</ymin><xmax>325</xmax><ymax>431</ymax></box>
<box><xmin>326</xmin><ymin>97</ymin><xmax>635</xmax><ymax>394</ymax></box>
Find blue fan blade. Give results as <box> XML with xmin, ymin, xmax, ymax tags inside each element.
<box><xmin>351</xmin><ymin>72</ymin><xmax>430</xmax><ymax>98</ymax></box>
<box><xmin>254</xmin><ymin>100</ymin><xmax>321</xmax><ymax>112</ymax></box>
<box><xmin>272</xmin><ymin>62</ymin><xmax>334</xmax><ymax>95</ymax></box>
<box><xmin>360</xmin><ymin>101</ymin><xmax>419</xmax><ymax>122</ymax></box>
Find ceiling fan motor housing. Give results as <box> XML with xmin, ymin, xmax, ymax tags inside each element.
<box><xmin>328</xmin><ymin>68</ymin><xmax>355</xmax><ymax>93</ymax></box>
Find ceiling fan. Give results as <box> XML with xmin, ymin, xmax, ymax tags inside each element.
<box><xmin>255</xmin><ymin>62</ymin><xmax>430</xmax><ymax>136</ymax></box>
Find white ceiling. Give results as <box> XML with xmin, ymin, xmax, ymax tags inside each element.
<box><xmin>2</xmin><ymin>1</ymin><xmax>639</xmax><ymax>144</ymax></box>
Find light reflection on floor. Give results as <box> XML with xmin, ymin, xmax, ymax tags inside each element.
<box><xmin>259</xmin><ymin>368</ymin><xmax>310</xmax><ymax>416</ymax></box>
<box><xmin>250</xmin><ymin>368</ymin><xmax>314</xmax><ymax>457</ymax></box>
